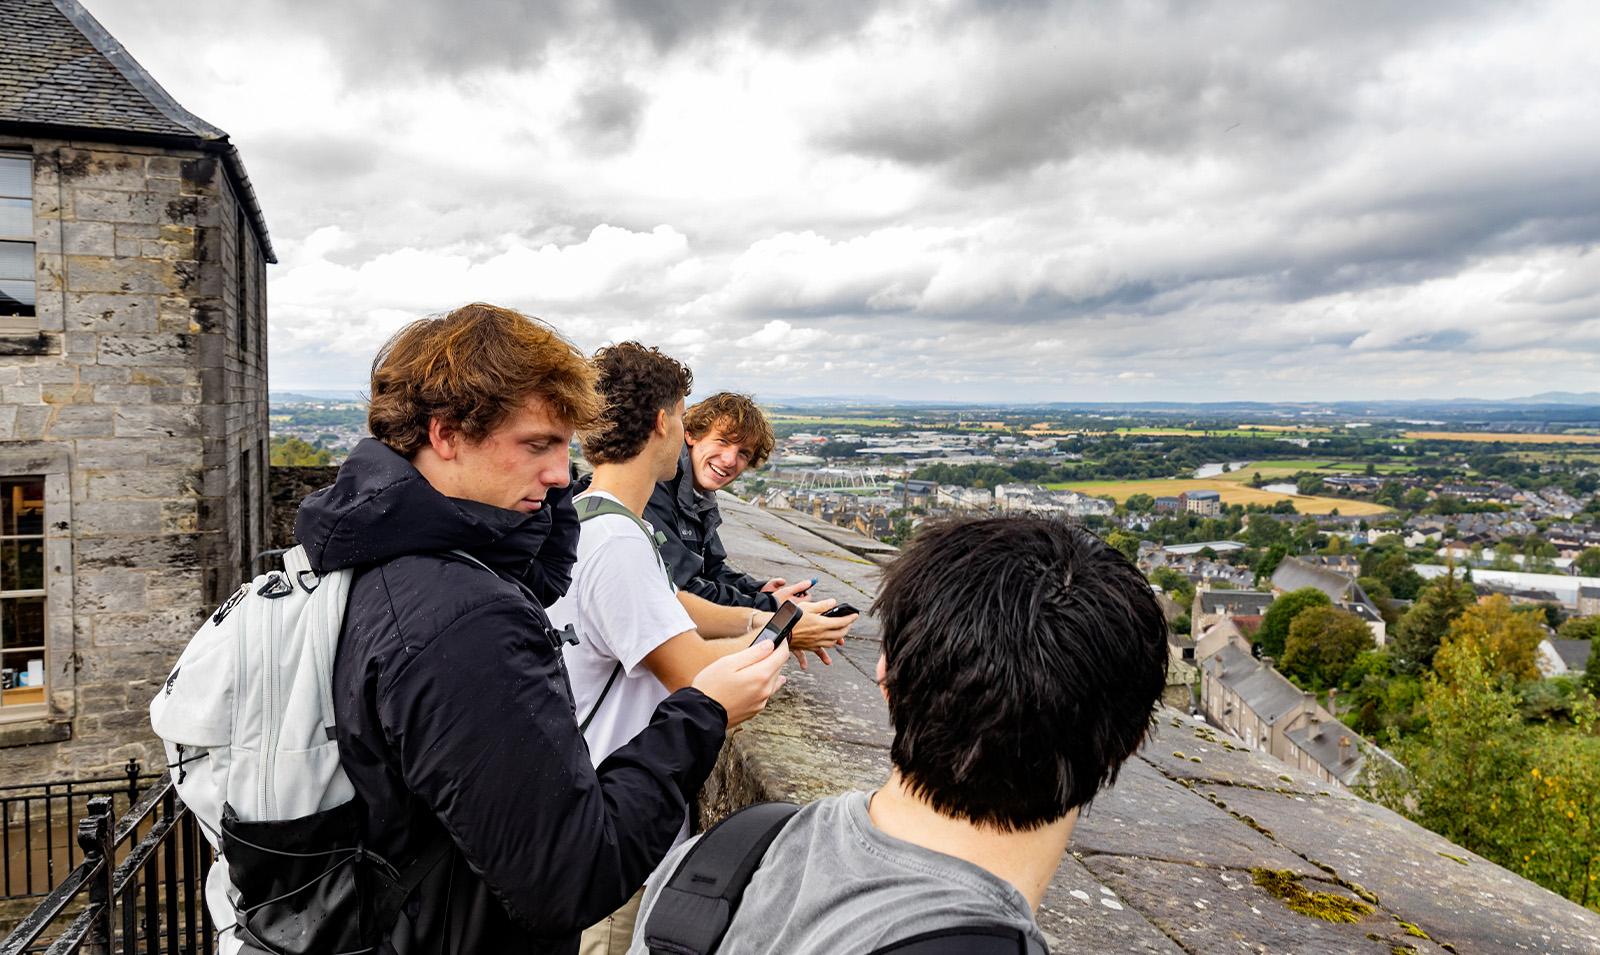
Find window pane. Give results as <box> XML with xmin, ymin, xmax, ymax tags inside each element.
<box><xmin>2</xmin><ymin>598</ymin><xmax>45</xmax><ymax>650</ymax></box>
<box><xmin>0</xmin><ymin>539</ymin><xmax>44</xmax><ymax>592</ymax></box>
<box><xmin>1</xmin><ymin>478</ymin><xmax>44</xmax><ymax>536</ymax></box>
<box><xmin>0</xmin><ymin>241</ymin><xmax>32</xmax><ymax>281</ymax></box>
<box><xmin>0</xmin><ymin>280</ymin><xmax>34</xmax><ymax>316</ymax></box>
<box><xmin>0</xmin><ymin>157</ymin><xmax>29</xmax><ymax>199</ymax></box>
<box><xmin>2</xmin><ymin>647</ymin><xmax>47</xmax><ymax>707</ymax></box>
<box><xmin>0</xmin><ymin>198</ymin><xmax>29</xmax><ymax>238</ymax></box>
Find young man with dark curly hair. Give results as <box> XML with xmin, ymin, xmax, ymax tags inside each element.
<box><xmin>645</xmin><ymin>392</ymin><xmax>789</xmax><ymax>610</ymax></box>
<box><xmin>552</xmin><ymin>342</ymin><xmax>856</xmax><ymax>955</ymax></box>
<box><xmin>294</xmin><ymin>305</ymin><xmax>790</xmax><ymax>955</ymax></box>
<box><xmin>628</xmin><ymin>516</ymin><xmax>1171</xmax><ymax>954</ymax></box>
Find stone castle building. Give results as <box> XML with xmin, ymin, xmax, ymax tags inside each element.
<box><xmin>0</xmin><ymin>0</ymin><xmax>273</xmax><ymax>779</ymax></box>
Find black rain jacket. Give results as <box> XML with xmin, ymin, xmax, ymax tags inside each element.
<box><xmin>644</xmin><ymin>445</ymin><xmax>775</xmax><ymax>611</ymax></box>
<box><xmin>299</xmin><ymin>439</ymin><xmax>727</xmax><ymax>955</ymax></box>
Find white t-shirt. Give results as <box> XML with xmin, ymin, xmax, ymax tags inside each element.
<box><xmin>551</xmin><ymin>491</ymin><xmax>696</xmax><ymax>770</ymax></box>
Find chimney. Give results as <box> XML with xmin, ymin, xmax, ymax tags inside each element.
<box><xmin>1338</xmin><ymin>735</ymin><xmax>1351</xmax><ymax>762</ymax></box>
<box><xmin>1261</xmin><ymin>656</ymin><xmax>1275</xmax><ymax>671</ymax></box>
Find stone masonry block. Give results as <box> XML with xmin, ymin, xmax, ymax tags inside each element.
<box><xmin>78</xmin><ymin>365</ymin><xmax>131</xmax><ymax>383</ymax></box>
<box><xmin>45</xmin><ymin>404</ymin><xmax>114</xmax><ymax>438</ymax></box>
<box><xmin>147</xmin><ymin>156</ymin><xmax>183</xmax><ymax>178</ymax></box>
<box><xmin>2</xmin><ymin>383</ymin><xmax>42</xmax><ymax>403</ymax></box>
<box><xmin>72</xmin><ymin>500</ymin><xmax>163</xmax><ymax>535</ymax></box>
<box><xmin>56</xmin><ymin>149</ymin><xmax>147</xmax><ymax>191</ymax></box>
<box><xmin>92</xmin><ymin>384</ymin><xmax>152</xmax><ymax>404</ymax></box>
<box><xmin>75</xmin><ymin>570</ymin><xmax>149</xmax><ymax>613</ymax></box>
<box><xmin>66</xmin><ymin>292</ymin><xmax>159</xmax><ymax>332</ymax></box>
<box><xmin>63</xmin><ymin>221</ymin><xmax>117</xmax><ymax>256</ymax></box>
<box><xmin>34</xmin><ymin>292</ymin><xmax>65</xmax><ymax>332</ymax></box>
<box><xmin>147</xmin><ymin>439</ymin><xmax>206</xmax><ymax>468</ymax></box>
<box><xmin>72</xmin><ymin>438</ymin><xmax>153</xmax><ymax>469</ymax></box>
<box><xmin>0</xmin><ymin>406</ymin><xmax>16</xmax><ymax>440</ymax></box>
<box><xmin>88</xmin><ymin>468</ymin><xmax>199</xmax><ymax>500</ymax></box>
<box><xmin>73</xmin><ymin>189</ymin><xmax>166</xmax><ymax>224</ymax></box>
<box><xmin>114</xmin><ymin>404</ymin><xmax>199</xmax><ymax>438</ymax></box>
<box><xmin>13</xmin><ymin>405</ymin><xmax>50</xmax><ymax>439</ymax></box>
<box><xmin>160</xmin><ymin>498</ymin><xmax>199</xmax><ymax>533</ymax></box>
<box><xmin>65</xmin><ymin>255</ymin><xmax>179</xmax><ymax>295</ymax></box>
<box><xmin>90</xmin><ymin>603</ymin><xmax>203</xmax><ymax>648</ymax></box>
<box><xmin>98</xmin><ymin>333</ymin><xmax>194</xmax><ymax>365</ymax></box>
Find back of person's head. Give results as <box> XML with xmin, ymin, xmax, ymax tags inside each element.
<box><xmin>367</xmin><ymin>303</ymin><xmax>600</xmax><ymax>457</ymax></box>
<box><xmin>874</xmin><ymin>516</ymin><xmax>1168</xmax><ymax>831</ymax></box>
<box><xmin>684</xmin><ymin>393</ymin><xmax>775</xmax><ymax>469</ymax></box>
<box><xmin>581</xmin><ymin>342</ymin><xmax>693</xmax><ymax>465</ymax></box>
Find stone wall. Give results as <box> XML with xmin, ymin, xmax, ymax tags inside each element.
<box><xmin>0</xmin><ymin>138</ymin><xmax>268</xmax><ymax>780</ymax></box>
<box><xmin>711</xmin><ymin>497</ymin><xmax>1600</xmax><ymax>953</ymax></box>
<box><xmin>268</xmin><ymin>466</ymin><xmax>337</xmax><ymax>550</ymax></box>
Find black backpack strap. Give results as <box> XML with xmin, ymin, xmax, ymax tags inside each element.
<box><xmin>869</xmin><ymin>925</ymin><xmax>1040</xmax><ymax>954</ymax></box>
<box><xmin>577</xmin><ymin>493</ymin><xmax>671</xmax><ymax>579</ymax></box>
<box><xmin>571</xmin><ymin>493</ymin><xmax>673</xmax><ymax>734</ymax></box>
<box><xmin>644</xmin><ymin>801</ymin><xmax>800</xmax><ymax>955</ymax></box>
<box><xmin>369</xmin><ymin>826</ymin><xmax>455</xmax><ymax>932</ymax></box>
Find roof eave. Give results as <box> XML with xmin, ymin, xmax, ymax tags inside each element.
<box><xmin>0</xmin><ymin>119</ymin><xmax>277</xmax><ymax>264</ymax></box>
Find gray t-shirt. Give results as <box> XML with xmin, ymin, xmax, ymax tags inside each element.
<box><xmin>627</xmin><ymin>791</ymin><xmax>1049</xmax><ymax>955</ymax></box>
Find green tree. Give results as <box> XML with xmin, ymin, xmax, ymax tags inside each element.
<box><xmin>1436</xmin><ymin>595</ymin><xmax>1545</xmax><ymax>686</ymax></box>
<box><xmin>1253</xmin><ymin>544</ymin><xmax>1287</xmax><ymax>585</ymax></box>
<box><xmin>1125</xmin><ymin>493</ymin><xmax>1156</xmax><ymax>513</ymax></box>
<box><xmin>1258</xmin><ymin>588</ymin><xmax>1332</xmax><ymax>659</ymax></box>
<box><xmin>1391</xmin><ymin>571</ymin><xmax>1476</xmax><ymax>675</ymax></box>
<box><xmin>1587</xmin><ymin>639</ymin><xmax>1600</xmax><ymax>700</ymax></box>
<box><xmin>1576</xmin><ymin>547</ymin><xmax>1600</xmax><ymax>578</ymax></box>
<box><xmin>269</xmin><ymin>435</ymin><xmax>333</xmax><ymax>466</ymax></box>
<box><xmin>1282</xmin><ymin>605</ymin><xmax>1375</xmax><ymax>688</ymax></box>
<box><xmin>1149</xmin><ymin>566</ymin><xmax>1194</xmax><ymax>606</ymax></box>
<box><xmin>1105</xmin><ymin>530</ymin><xmax>1139</xmax><ymax>561</ymax></box>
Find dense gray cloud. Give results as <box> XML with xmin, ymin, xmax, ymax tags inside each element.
<box><xmin>85</xmin><ymin>0</ymin><xmax>1600</xmax><ymax>401</ymax></box>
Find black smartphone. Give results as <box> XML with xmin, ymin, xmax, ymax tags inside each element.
<box><xmin>821</xmin><ymin>603</ymin><xmax>860</xmax><ymax>619</ymax></box>
<box><xmin>751</xmin><ymin>601</ymin><xmax>803</xmax><ymax>648</ymax></box>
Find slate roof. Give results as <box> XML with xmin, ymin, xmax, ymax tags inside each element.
<box><xmin>0</xmin><ymin>0</ymin><xmax>275</xmax><ymax>260</ymax></box>
<box><xmin>713</xmin><ymin>497</ymin><xmax>1600</xmax><ymax>951</ymax></box>
<box><xmin>1271</xmin><ymin>556</ymin><xmax>1354</xmax><ymax>601</ymax></box>
<box><xmin>1197</xmin><ymin>589</ymin><xmax>1274</xmax><ymax>617</ymax></box>
<box><xmin>1284</xmin><ymin>717</ymin><xmax>1366</xmax><ymax>787</ymax></box>
<box><xmin>1550</xmin><ymin>638</ymin><xmax>1590</xmax><ymax>672</ymax></box>
<box><xmin>0</xmin><ymin>0</ymin><xmax>221</xmax><ymax>137</ymax></box>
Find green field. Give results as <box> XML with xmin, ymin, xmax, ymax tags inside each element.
<box><xmin>1231</xmin><ymin>459</ymin><xmax>1416</xmax><ymax>479</ymax></box>
<box><xmin>1047</xmin><ymin>478</ymin><xmax>1391</xmax><ymax>516</ymax></box>
<box><xmin>770</xmin><ymin>415</ymin><xmax>903</xmax><ymax>428</ymax></box>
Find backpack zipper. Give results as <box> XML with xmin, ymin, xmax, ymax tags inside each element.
<box><xmin>258</xmin><ymin>574</ymin><xmax>282</xmax><ymax>819</ymax></box>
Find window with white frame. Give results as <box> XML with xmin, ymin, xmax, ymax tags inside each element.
<box><xmin>0</xmin><ymin>476</ymin><xmax>46</xmax><ymax>713</ymax></box>
<box><xmin>0</xmin><ymin>152</ymin><xmax>35</xmax><ymax>334</ymax></box>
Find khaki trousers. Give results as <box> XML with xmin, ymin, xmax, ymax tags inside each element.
<box><xmin>579</xmin><ymin>888</ymin><xmax>645</xmax><ymax>955</ymax></box>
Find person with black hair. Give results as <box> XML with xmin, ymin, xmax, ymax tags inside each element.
<box><xmin>627</xmin><ymin>516</ymin><xmax>1171</xmax><ymax>954</ymax></box>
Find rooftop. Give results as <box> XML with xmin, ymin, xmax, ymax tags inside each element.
<box><xmin>717</xmin><ymin>496</ymin><xmax>1600</xmax><ymax>952</ymax></box>
<box><xmin>0</xmin><ymin>0</ymin><xmax>275</xmax><ymax>260</ymax></box>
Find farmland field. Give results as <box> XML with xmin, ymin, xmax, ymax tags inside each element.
<box><xmin>1403</xmin><ymin>431</ymin><xmax>1600</xmax><ymax>445</ymax></box>
<box><xmin>1046</xmin><ymin>478</ymin><xmax>1392</xmax><ymax>516</ymax></box>
<box><xmin>769</xmin><ymin>414</ymin><xmax>903</xmax><ymax>428</ymax></box>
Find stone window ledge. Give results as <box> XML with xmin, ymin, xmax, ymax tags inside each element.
<box><xmin>0</xmin><ymin>717</ymin><xmax>71</xmax><ymax>749</ymax></box>
<box><xmin>0</xmin><ymin>333</ymin><xmax>57</xmax><ymax>356</ymax></box>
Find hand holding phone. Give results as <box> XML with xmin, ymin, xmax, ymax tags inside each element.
<box><xmin>821</xmin><ymin>603</ymin><xmax>860</xmax><ymax>619</ymax></box>
<box><xmin>751</xmin><ymin>601</ymin><xmax>804</xmax><ymax>649</ymax></box>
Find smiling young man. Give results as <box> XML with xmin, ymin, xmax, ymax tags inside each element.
<box><xmin>295</xmin><ymin>305</ymin><xmax>790</xmax><ymax>955</ymax></box>
<box><xmin>645</xmin><ymin>393</ymin><xmax>788</xmax><ymax>610</ymax></box>
<box><xmin>555</xmin><ymin>345</ymin><xmax>855</xmax><ymax>955</ymax></box>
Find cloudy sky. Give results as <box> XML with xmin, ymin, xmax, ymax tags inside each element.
<box><xmin>91</xmin><ymin>0</ymin><xmax>1600</xmax><ymax>402</ymax></box>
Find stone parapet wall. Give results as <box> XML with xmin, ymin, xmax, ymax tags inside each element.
<box><xmin>711</xmin><ymin>497</ymin><xmax>1600</xmax><ymax>953</ymax></box>
<box><xmin>0</xmin><ymin>138</ymin><xmax>267</xmax><ymax>780</ymax></box>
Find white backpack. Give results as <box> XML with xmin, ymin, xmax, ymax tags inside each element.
<box><xmin>150</xmin><ymin>545</ymin><xmax>356</xmax><ymax>952</ymax></box>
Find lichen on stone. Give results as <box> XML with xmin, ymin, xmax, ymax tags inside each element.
<box><xmin>1249</xmin><ymin>868</ymin><xmax>1374</xmax><ymax>924</ymax></box>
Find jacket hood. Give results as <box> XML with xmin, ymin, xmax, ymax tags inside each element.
<box><xmin>295</xmin><ymin>438</ymin><xmax>561</xmax><ymax>577</ymax></box>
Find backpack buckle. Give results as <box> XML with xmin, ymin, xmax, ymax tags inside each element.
<box><xmin>258</xmin><ymin>573</ymin><xmax>295</xmax><ymax>599</ymax></box>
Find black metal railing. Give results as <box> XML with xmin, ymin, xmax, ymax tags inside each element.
<box><xmin>0</xmin><ymin>771</ymin><xmax>213</xmax><ymax>955</ymax></box>
<box><xmin>1</xmin><ymin>761</ymin><xmax>158</xmax><ymax>901</ymax></box>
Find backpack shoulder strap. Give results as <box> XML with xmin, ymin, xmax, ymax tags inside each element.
<box><xmin>577</xmin><ymin>493</ymin><xmax>670</xmax><ymax>578</ymax></box>
<box><xmin>644</xmin><ymin>801</ymin><xmax>800</xmax><ymax>955</ymax></box>
<box><xmin>868</xmin><ymin>925</ymin><xmax>1039</xmax><ymax>954</ymax></box>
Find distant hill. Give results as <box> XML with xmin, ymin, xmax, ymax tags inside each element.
<box><xmin>271</xmin><ymin>390</ymin><xmax>366</xmax><ymax>405</ymax></box>
<box><xmin>1500</xmin><ymin>391</ymin><xmax>1600</xmax><ymax>405</ymax></box>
